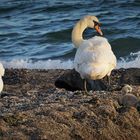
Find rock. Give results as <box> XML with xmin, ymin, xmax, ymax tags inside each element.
<box><xmin>55</xmin><ymin>68</ymin><xmax>140</xmax><ymax>91</ymax></box>
<box><xmin>55</xmin><ymin>69</ymin><xmax>107</xmax><ymax>91</ymax></box>
<box><xmin>120</xmin><ymin>68</ymin><xmax>140</xmax><ymax>85</ymax></box>
<box><xmin>55</xmin><ymin>69</ymin><xmax>83</xmax><ymax>91</ymax></box>
<box><xmin>121</xmin><ymin>84</ymin><xmax>132</xmax><ymax>93</ymax></box>
<box><xmin>119</xmin><ymin>94</ymin><xmax>138</xmax><ymax>107</ymax></box>
<box><xmin>136</xmin><ymin>101</ymin><xmax>140</xmax><ymax>112</ymax></box>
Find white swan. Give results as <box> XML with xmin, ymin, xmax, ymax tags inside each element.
<box><xmin>0</xmin><ymin>63</ymin><xmax>5</xmax><ymax>93</ymax></box>
<box><xmin>72</xmin><ymin>15</ymin><xmax>117</xmax><ymax>92</ymax></box>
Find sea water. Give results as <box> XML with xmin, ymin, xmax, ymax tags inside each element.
<box><xmin>0</xmin><ymin>0</ymin><xmax>140</xmax><ymax>69</ymax></box>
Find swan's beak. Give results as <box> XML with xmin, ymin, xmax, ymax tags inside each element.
<box><xmin>95</xmin><ymin>25</ymin><xmax>103</xmax><ymax>36</ymax></box>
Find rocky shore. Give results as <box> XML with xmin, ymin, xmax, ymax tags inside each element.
<box><xmin>0</xmin><ymin>68</ymin><xmax>140</xmax><ymax>140</ymax></box>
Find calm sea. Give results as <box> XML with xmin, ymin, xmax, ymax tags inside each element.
<box><xmin>0</xmin><ymin>0</ymin><xmax>140</xmax><ymax>69</ymax></box>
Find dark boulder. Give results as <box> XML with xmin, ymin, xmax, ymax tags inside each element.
<box><xmin>55</xmin><ymin>68</ymin><xmax>140</xmax><ymax>91</ymax></box>
<box><xmin>120</xmin><ymin>68</ymin><xmax>140</xmax><ymax>85</ymax></box>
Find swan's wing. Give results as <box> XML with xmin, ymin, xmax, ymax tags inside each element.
<box><xmin>74</xmin><ymin>41</ymin><xmax>96</xmax><ymax>68</ymax></box>
<box><xmin>74</xmin><ymin>36</ymin><xmax>117</xmax><ymax>78</ymax></box>
<box><xmin>88</xmin><ymin>36</ymin><xmax>117</xmax><ymax>67</ymax></box>
<box><xmin>74</xmin><ymin>36</ymin><xmax>115</xmax><ymax>66</ymax></box>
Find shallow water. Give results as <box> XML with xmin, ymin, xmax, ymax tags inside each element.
<box><xmin>0</xmin><ymin>0</ymin><xmax>140</xmax><ymax>69</ymax></box>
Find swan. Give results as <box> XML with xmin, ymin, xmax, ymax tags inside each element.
<box><xmin>0</xmin><ymin>63</ymin><xmax>5</xmax><ymax>93</ymax></box>
<box><xmin>72</xmin><ymin>15</ymin><xmax>117</xmax><ymax>92</ymax></box>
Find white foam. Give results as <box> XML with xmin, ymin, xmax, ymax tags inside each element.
<box><xmin>1</xmin><ymin>59</ymin><xmax>74</xmax><ymax>69</ymax></box>
<box><xmin>1</xmin><ymin>51</ymin><xmax>140</xmax><ymax>69</ymax></box>
<box><xmin>117</xmin><ymin>51</ymin><xmax>140</xmax><ymax>68</ymax></box>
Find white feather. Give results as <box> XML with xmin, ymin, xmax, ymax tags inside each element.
<box><xmin>74</xmin><ymin>36</ymin><xmax>116</xmax><ymax>80</ymax></box>
<box><xmin>0</xmin><ymin>63</ymin><xmax>5</xmax><ymax>93</ymax></box>
<box><xmin>0</xmin><ymin>78</ymin><xmax>4</xmax><ymax>93</ymax></box>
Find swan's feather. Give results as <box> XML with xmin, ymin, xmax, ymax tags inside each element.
<box><xmin>74</xmin><ymin>36</ymin><xmax>116</xmax><ymax>79</ymax></box>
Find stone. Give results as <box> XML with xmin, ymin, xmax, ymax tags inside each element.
<box><xmin>120</xmin><ymin>68</ymin><xmax>140</xmax><ymax>85</ymax></box>
<box><xmin>119</xmin><ymin>94</ymin><xmax>138</xmax><ymax>107</ymax></box>
<box><xmin>55</xmin><ymin>69</ymin><xmax>107</xmax><ymax>91</ymax></box>
<box><xmin>55</xmin><ymin>68</ymin><xmax>140</xmax><ymax>91</ymax></box>
<box><xmin>121</xmin><ymin>84</ymin><xmax>132</xmax><ymax>93</ymax></box>
<box><xmin>136</xmin><ymin>101</ymin><xmax>140</xmax><ymax>112</ymax></box>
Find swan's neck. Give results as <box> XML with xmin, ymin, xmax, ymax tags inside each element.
<box><xmin>72</xmin><ymin>19</ymin><xmax>87</xmax><ymax>48</ymax></box>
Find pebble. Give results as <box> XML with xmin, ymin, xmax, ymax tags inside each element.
<box><xmin>59</xmin><ymin>97</ymin><xmax>66</xmax><ymax>103</ymax></box>
<box><xmin>119</xmin><ymin>94</ymin><xmax>138</xmax><ymax>107</ymax></box>
<box><xmin>121</xmin><ymin>84</ymin><xmax>132</xmax><ymax>93</ymax></box>
<box><xmin>0</xmin><ymin>102</ymin><xmax>4</xmax><ymax>108</ymax></box>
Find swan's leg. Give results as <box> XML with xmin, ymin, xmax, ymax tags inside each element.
<box><xmin>84</xmin><ymin>79</ymin><xmax>88</xmax><ymax>94</ymax></box>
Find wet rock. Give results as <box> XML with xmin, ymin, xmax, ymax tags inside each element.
<box><xmin>120</xmin><ymin>68</ymin><xmax>140</xmax><ymax>85</ymax></box>
<box><xmin>136</xmin><ymin>101</ymin><xmax>140</xmax><ymax>112</ymax></box>
<box><xmin>55</xmin><ymin>68</ymin><xmax>140</xmax><ymax>91</ymax></box>
<box><xmin>55</xmin><ymin>69</ymin><xmax>83</xmax><ymax>91</ymax></box>
<box><xmin>119</xmin><ymin>94</ymin><xmax>138</xmax><ymax>107</ymax></box>
<box><xmin>55</xmin><ymin>69</ymin><xmax>107</xmax><ymax>91</ymax></box>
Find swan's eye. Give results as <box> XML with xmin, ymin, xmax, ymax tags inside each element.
<box><xmin>93</xmin><ymin>20</ymin><xmax>102</xmax><ymax>27</ymax></box>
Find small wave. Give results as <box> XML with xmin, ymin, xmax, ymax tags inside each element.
<box><xmin>45</xmin><ymin>28</ymin><xmax>72</xmax><ymax>43</ymax></box>
<box><xmin>117</xmin><ymin>51</ymin><xmax>140</xmax><ymax>69</ymax></box>
<box><xmin>1</xmin><ymin>51</ymin><xmax>140</xmax><ymax>70</ymax></box>
<box><xmin>111</xmin><ymin>37</ymin><xmax>140</xmax><ymax>58</ymax></box>
<box><xmin>1</xmin><ymin>59</ymin><xmax>74</xmax><ymax>70</ymax></box>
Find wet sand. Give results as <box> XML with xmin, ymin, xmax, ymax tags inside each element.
<box><xmin>0</xmin><ymin>68</ymin><xmax>140</xmax><ymax>140</ymax></box>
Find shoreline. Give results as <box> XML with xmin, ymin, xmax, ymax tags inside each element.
<box><xmin>0</xmin><ymin>68</ymin><xmax>140</xmax><ymax>139</ymax></box>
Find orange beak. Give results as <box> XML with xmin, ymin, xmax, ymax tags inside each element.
<box><xmin>95</xmin><ymin>25</ymin><xmax>103</xmax><ymax>36</ymax></box>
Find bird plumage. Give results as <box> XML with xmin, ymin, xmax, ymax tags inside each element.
<box><xmin>74</xmin><ymin>36</ymin><xmax>116</xmax><ymax>80</ymax></box>
<box><xmin>0</xmin><ymin>63</ymin><xmax>5</xmax><ymax>93</ymax></box>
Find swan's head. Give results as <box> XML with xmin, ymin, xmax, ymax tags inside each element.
<box><xmin>84</xmin><ymin>15</ymin><xmax>103</xmax><ymax>36</ymax></box>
